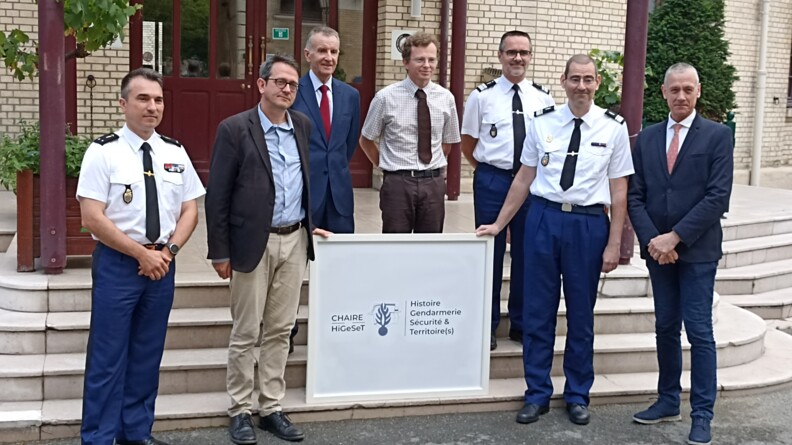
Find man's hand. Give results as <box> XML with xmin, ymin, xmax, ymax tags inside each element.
<box><xmin>657</xmin><ymin>250</ymin><xmax>679</xmax><ymax>265</ymax></box>
<box><xmin>213</xmin><ymin>261</ymin><xmax>233</xmax><ymax>280</ymax></box>
<box><xmin>601</xmin><ymin>243</ymin><xmax>620</xmax><ymax>273</ymax></box>
<box><xmin>648</xmin><ymin>231</ymin><xmax>681</xmax><ymax>259</ymax></box>
<box><xmin>313</xmin><ymin>228</ymin><xmax>333</xmax><ymax>238</ymax></box>
<box><xmin>475</xmin><ymin>223</ymin><xmax>502</xmax><ymax>237</ymax></box>
<box><xmin>138</xmin><ymin>249</ymin><xmax>170</xmax><ymax>280</ymax></box>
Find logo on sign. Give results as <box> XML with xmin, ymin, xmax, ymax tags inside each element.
<box><xmin>373</xmin><ymin>303</ymin><xmax>397</xmax><ymax>336</ymax></box>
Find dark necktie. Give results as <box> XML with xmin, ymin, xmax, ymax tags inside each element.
<box><xmin>141</xmin><ymin>142</ymin><xmax>160</xmax><ymax>243</ymax></box>
<box><xmin>512</xmin><ymin>84</ymin><xmax>526</xmax><ymax>174</ymax></box>
<box><xmin>559</xmin><ymin>118</ymin><xmax>583</xmax><ymax>191</ymax></box>
<box><xmin>319</xmin><ymin>84</ymin><xmax>331</xmax><ymax>140</ymax></box>
<box><xmin>415</xmin><ymin>88</ymin><xmax>432</xmax><ymax>164</ymax></box>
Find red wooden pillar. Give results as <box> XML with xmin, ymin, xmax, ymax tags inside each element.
<box><xmin>66</xmin><ymin>36</ymin><xmax>78</xmax><ymax>135</ymax></box>
<box><xmin>38</xmin><ymin>0</ymin><xmax>67</xmax><ymax>274</ymax></box>
<box><xmin>447</xmin><ymin>0</ymin><xmax>467</xmax><ymax>201</ymax></box>
<box><xmin>618</xmin><ymin>0</ymin><xmax>650</xmax><ymax>265</ymax></box>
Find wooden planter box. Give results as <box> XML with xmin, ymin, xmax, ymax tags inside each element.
<box><xmin>16</xmin><ymin>170</ymin><xmax>96</xmax><ymax>272</ymax></box>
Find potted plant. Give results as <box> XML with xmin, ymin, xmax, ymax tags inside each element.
<box><xmin>0</xmin><ymin>121</ymin><xmax>95</xmax><ymax>271</ymax></box>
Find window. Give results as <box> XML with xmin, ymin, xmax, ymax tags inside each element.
<box><xmin>280</xmin><ymin>0</ymin><xmax>324</xmax><ymax>21</ymax></box>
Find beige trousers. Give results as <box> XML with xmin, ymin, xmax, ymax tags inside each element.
<box><xmin>226</xmin><ymin>230</ymin><xmax>308</xmax><ymax>417</ymax></box>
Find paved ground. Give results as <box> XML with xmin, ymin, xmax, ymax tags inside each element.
<box><xmin>25</xmin><ymin>383</ymin><xmax>792</xmax><ymax>445</ymax></box>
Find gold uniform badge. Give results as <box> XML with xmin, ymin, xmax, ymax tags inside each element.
<box><xmin>541</xmin><ymin>153</ymin><xmax>550</xmax><ymax>166</ymax></box>
<box><xmin>123</xmin><ymin>185</ymin><xmax>133</xmax><ymax>204</ymax></box>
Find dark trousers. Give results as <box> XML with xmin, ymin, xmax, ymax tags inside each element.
<box><xmin>522</xmin><ymin>197</ymin><xmax>608</xmax><ymax>406</ymax></box>
<box><xmin>80</xmin><ymin>243</ymin><xmax>175</xmax><ymax>445</ymax></box>
<box><xmin>312</xmin><ymin>187</ymin><xmax>355</xmax><ymax>234</ymax></box>
<box><xmin>379</xmin><ymin>172</ymin><xmax>445</xmax><ymax>233</ymax></box>
<box><xmin>646</xmin><ymin>259</ymin><xmax>718</xmax><ymax>421</ymax></box>
<box><xmin>473</xmin><ymin>163</ymin><xmax>528</xmax><ymax>333</ymax></box>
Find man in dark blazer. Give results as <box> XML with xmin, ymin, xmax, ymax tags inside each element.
<box><xmin>205</xmin><ymin>54</ymin><xmax>329</xmax><ymax>445</ymax></box>
<box><xmin>628</xmin><ymin>63</ymin><xmax>733</xmax><ymax>445</ymax></box>
<box><xmin>291</xmin><ymin>26</ymin><xmax>361</xmax><ymax>233</ymax></box>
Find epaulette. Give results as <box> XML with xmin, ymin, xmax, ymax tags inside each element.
<box><xmin>534</xmin><ymin>105</ymin><xmax>555</xmax><ymax>118</ymax></box>
<box><xmin>93</xmin><ymin>133</ymin><xmax>119</xmax><ymax>146</ymax></box>
<box><xmin>160</xmin><ymin>135</ymin><xmax>182</xmax><ymax>147</ymax></box>
<box><xmin>475</xmin><ymin>79</ymin><xmax>497</xmax><ymax>92</ymax></box>
<box><xmin>532</xmin><ymin>81</ymin><xmax>550</xmax><ymax>95</ymax></box>
<box><xmin>605</xmin><ymin>110</ymin><xmax>625</xmax><ymax>124</ymax></box>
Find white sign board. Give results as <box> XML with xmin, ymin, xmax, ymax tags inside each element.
<box><xmin>306</xmin><ymin>234</ymin><xmax>494</xmax><ymax>404</ymax></box>
<box><xmin>391</xmin><ymin>30</ymin><xmax>416</xmax><ymax>60</ymax></box>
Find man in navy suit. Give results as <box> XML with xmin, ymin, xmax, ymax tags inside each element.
<box><xmin>628</xmin><ymin>63</ymin><xmax>733</xmax><ymax>445</ymax></box>
<box><xmin>291</xmin><ymin>26</ymin><xmax>361</xmax><ymax>233</ymax></box>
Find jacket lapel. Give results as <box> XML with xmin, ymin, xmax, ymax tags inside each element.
<box><xmin>672</xmin><ymin>113</ymin><xmax>701</xmax><ymax>172</ymax></box>
<box><xmin>654</xmin><ymin>119</ymin><xmax>671</xmax><ymax>179</ymax></box>
<box><xmin>247</xmin><ymin>106</ymin><xmax>274</xmax><ymax>184</ymax></box>
<box><xmin>299</xmin><ymin>74</ymin><xmax>329</xmax><ymax>146</ymax></box>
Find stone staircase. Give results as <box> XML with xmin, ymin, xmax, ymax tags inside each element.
<box><xmin>2</xmin><ymin>187</ymin><xmax>792</xmax><ymax>442</ymax></box>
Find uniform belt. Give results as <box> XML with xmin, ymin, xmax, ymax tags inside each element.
<box><xmin>143</xmin><ymin>243</ymin><xmax>166</xmax><ymax>250</ymax></box>
<box><xmin>269</xmin><ymin>222</ymin><xmax>301</xmax><ymax>235</ymax></box>
<box><xmin>476</xmin><ymin>162</ymin><xmax>514</xmax><ymax>177</ymax></box>
<box><xmin>385</xmin><ymin>169</ymin><xmax>441</xmax><ymax>178</ymax></box>
<box><xmin>532</xmin><ymin>196</ymin><xmax>605</xmax><ymax>215</ymax></box>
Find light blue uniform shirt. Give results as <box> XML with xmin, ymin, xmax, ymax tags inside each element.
<box><xmin>258</xmin><ymin>105</ymin><xmax>305</xmax><ymax>227</ymax></box>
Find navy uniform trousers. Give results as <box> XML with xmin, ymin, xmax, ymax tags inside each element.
<box><xmin>473</xmin><ymin>162</ymin><xmax>528</xmax><ymax>334</ymax></box>
<box><xmin>522</xmin><ymin>196</ymin><xmax>608</xmax><ymax>406</ymax></box>
<box><xmin>80</xmin><ymin>243</ymin><xmax>175</xmax><ymax>445</ymax></box>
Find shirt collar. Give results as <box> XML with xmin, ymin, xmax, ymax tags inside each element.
<box><xmin>559</xmin><ymin>103</ymin><xmax>602</xmax><ymax>128</ymax></box>
<box><xmin>258</xmin><ymin>103</ymin><xmax>294</xmax><ymax>133</ymax></box>
<box><xmin>121</xmin><ymin>124</ymin><xmax>159</xmax><ymax>154</ymax></box>
<box><xmin>403</xmin><ymin>77</ymin><xmax>434</xmax><ymax>95</ymax></box>
<box><xmin>668</xmin><ymin>109</ymin><xmax>697</xmax><ymax>130</ymax></box>
<box><xmin>309</xmin><ymin>70</ymin><xmax>332</xmax><ymax>93</ymax></box>
<box><xmin>496</xmin><ymin>75</ymin><xmax>529</xmax><ymax>94</ymax></box>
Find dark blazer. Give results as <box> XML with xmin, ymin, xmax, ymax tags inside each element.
<box><xmin>627</xmin><ymin>113</ymin><xmax>733</xmax><ymax>263</ymax></box>
<box><xmin>205</xmin><ymin>106</ymin><xmax>315</xmax><ymax>273</ymax></box>
<box><xmin>290</xmin><ymin>74</ymin><xmax>361</xmax><ymax>217</ymax></box>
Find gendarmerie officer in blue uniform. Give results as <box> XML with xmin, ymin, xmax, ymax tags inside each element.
<box><xmin>477</xmin><ymin>54</ymin><xmax>633</xmax><ymax>426</ymax></box>
<box><xmin>77</xmin><ymin>68</ymin><xmax>205</xmax><ymax>445</ymax></box>
<box><xmin>462</xmin><ymin>30</ymin><xmax>554</xmax><ymax>351</ymax></box>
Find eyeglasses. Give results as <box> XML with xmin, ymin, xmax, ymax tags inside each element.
<box><xmin>266</xmin><ymin>77</ymin><xmax>299</xmax><ymax>90</ymax></box>
<box><xmin>411</xmin><ymin>57</ymin><xmax>438</xmax><ymax>66</ymax></box>
<box><xmin>504</xmin><ymin>50</ymin><xmax>532</xmax><ymax>59</ymax></box>
<box><xmin>565</xmin><ymin>76</ymin><xmax>597</xmax><ymax>86</ymax></box>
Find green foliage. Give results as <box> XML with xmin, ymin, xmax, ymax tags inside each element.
<box><xmin>589</xmin><ymin>48</ymin><xmax>653</xmax><ymax>112</ymax></box>
<box><xmin>0</xmin><ymin>122</ymin><xmax>91</xmax><ymax>193</ymax></box>
<box><xmin>644</xmin><ymin>0</ymin><xmax>737</xmax><ymax>122</ymax></box>
<box><xmin>0</xmin><ymin>0</ymin><xmax>141</xmax><ymax>81</ymax></box>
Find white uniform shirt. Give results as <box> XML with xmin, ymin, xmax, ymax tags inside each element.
<box><xmin>665</xmin><ymin>109</ymin><xmax>696</xmax><ymax>153</ymax></box>
<box><xmin>361</xmin><ymin>78</ymin><xmax>461</xmax><ymax>171</ymax></box>
<box><xmin>77</xmin><ymin>124</ymin><xmax>206</xmax><ymax>244</ymax></box>
<box><xmin>522</xmin><ymin>104</ymin><xmax>634</xmax><ymax>206</ymax></box>
<box><xmin>461</xmin><ymin>76</ymin><xmax>555</xmax><ymax>170</ymax></box>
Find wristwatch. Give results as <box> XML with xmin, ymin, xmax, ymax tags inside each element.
<box><xmin>166</xmin><ymin>242</ymin><xmax>180</xmax><ymax>256</ymax></box>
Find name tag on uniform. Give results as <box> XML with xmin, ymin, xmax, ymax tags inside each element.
<box><xmin>591</xmin><ymin>142</ymin><xmax>607</xmax><ymax>147</ymax></box>
<box><xmin>164</xmin><ymin>163</ymin><xmax>185</xmax><ymax>173</ymax></box>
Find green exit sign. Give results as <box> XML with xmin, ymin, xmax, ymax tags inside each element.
<box><xmin>272</xmin><ymin>28</ymin><xmax>290</xmax><ymax>40</ymax></box>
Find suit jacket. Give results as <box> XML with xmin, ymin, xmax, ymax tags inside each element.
<box><xmin>627</xmin><ymin>114</ymin><xmax>733</xmax><ymax>263</ymax></box>
<box><xmin>290</xmin><ymin>74</ymin><xmax>361</xmax><ymax>217</ymax></box>
<box><xmin>205</xmin><ymin>106</ymin><xmax>315</xmax><ymax>273</ymax></box>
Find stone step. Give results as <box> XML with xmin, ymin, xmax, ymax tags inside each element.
<box><xmin>719</xmin><ymin>232</ymin><xmax>792</xmax><ymax>269</ymax></box>
<box><xmin>720</xmin><ymin>288</ymin><xmax>792</xmax><ymax>319</ymax></box>
<box><xmin>3</xmin><ymin>328</ymin><xmax>789</xmax><ymax>443</ymax></box>
<box><xmin>0</xmin><ymin>304</ymin><xmax>764</xmax><ymax>402</ymax></box>
<box><xmin>721</xmin><ymin>215</ymin><xmax>792</xmax><ymax>242</ymax></box>
<box><xmin>500</xmin><ymin>263</ymin><xmax>651</xmax><ymax>300</ymax></box>
<box><xmin>714</xmin><ymin>258</ymin><xmax>792</xmax><ymax>295</ymax></box>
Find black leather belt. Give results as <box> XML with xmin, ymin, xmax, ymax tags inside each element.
<box><xmin>385</xmin><ymin>169</ymin><xmax>441</xmax><ymax>178</ymax></box>
<box><xmin>532</xmin><ymin>196</ymin><xmax>605</xmax><ymax>216</ymax></box>
<box><xmin>270</xmin><ymin>222</ymin><xmax>301</xmax><ymax>234</ymax></box>
<box><xmin>143</xmin><ymin>243</ymin><xmax>166</xmax><ymax>250</ymax></box>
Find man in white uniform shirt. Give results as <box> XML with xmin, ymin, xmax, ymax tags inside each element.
<box><xmin>477</xmin><ymin>54</ymin><xmax>633</xmax><ymax>427</ymax></box>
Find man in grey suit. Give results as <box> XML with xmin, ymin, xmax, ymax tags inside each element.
<box><xmin>205</xmin><ymin>54</ymin><xmax>329</xmax><ymax>445</ymax></box>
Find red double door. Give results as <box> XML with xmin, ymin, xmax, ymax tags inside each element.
<box><xmin>130</xmin><ymin>0</ymin><xmax>376</xmax><ymax>186</ymax></box>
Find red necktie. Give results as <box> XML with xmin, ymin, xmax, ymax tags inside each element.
<box><xmin>319</xmin><ymin>84</ymin><xmax>331</xmax><ymax>139</ymax></box>
<box><xmin>667</xmin><ymin>123</ymin><xmax>681</xmax><ymax>173</ymax></box>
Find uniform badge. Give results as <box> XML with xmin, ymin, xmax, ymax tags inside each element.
<box><xmin>545</xmin><ymin>135</ymin><xmax>553</xmax><ymax>143</ymax></box>
<box><xmin>123</xmin><ymin>185</ymin><xmax>133</xmax><ymax>204</ymax></box>
<box><xmin>489</xmin><ymin>124</ymin><xmax>497</xmax><ymax>138</ymax></box>
<box><xmin>541</xmin><ymin>153</ymin><xmax>550</xmax><ymax>166</ymax></box>
<box><xmin>164</xmin><ymin>163</ymin><xmax>185</xmax><ymax>173</ymax></box>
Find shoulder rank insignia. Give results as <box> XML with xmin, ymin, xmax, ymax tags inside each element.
<box><xmin>532</xmin><ymin>81</ymin><xmax>550</xmax><ymax>95</ymax></box>
<box><xmin>475</xmin><ymin>79</ymin><xmax>497</xmax><ymax>92</ymax></box>
<box><xmin>605</xmin><ymin>109</ymin><xmax>626</xmax><ymax>124</ymax></box>
<box><xmin>160</xmin><ymin>135</ymin><xmax>182</xmax><ymax>147</ymax></box>
<box><xmin>534</xmin><ymin>105</ymin><xmax>555</xmax><ymax>118</ymax></box>
<box><xmin>93</xmin><ymin>133</ymin><xmax>119</xmax><ymax>146</ymax></box>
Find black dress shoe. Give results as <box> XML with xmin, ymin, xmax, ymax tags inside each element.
<box><xmin>116</xmin><ymin>438</ymin><xmax>169</xmax><ymax>445</ymax></box>
<box><xmin>490</xmin><ymin>332</ymin><xmax>497</xmax><ymax>351</ymax></box>
<box><xmin>259</xmin><ymin>411</ymin><xmax>304</xmax><ymax>442</ymax></box>
<box><xmin>228</xmin><ymin>413</ymin><xmax>257</xmax><ymax>445</ymax></box>
<box><xmin>567</xmin><ymin>403</ymin><xmax>590</xmax><ymax>425</ymax></box>
<box><xmin>515</xmin><ymin>403</ymin><xmax>549</xmax><ymax>424</ymax></box>
<box><xmin>508</xmin><ymin>329</ymin><xmax>523</xmax><ymax>344</ymax></box>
